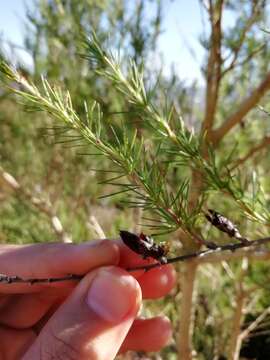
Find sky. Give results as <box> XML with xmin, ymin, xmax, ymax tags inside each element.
<box><xmin>155</xmin><ymin>0</ymin><xmax>206</xmax><ymax>83</ymax></box>
<box><xmin>0</xmin><ymin>0</ymin><xmax>211</xmax><ymax>84</ymax></box>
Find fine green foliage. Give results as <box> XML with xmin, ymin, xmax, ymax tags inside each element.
<box><xmin>1</xmin><ymin>34</ymin><xmax>270</xmax><ymax>242</ymax></box>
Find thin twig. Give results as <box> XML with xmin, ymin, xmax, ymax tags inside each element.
<box><xmin>0</xmin><ymin>273</ymin><xmax>82</xmax><ymax>285</ymax></box>
<box><xmin>87</xmin><ymin>215</ymin><xmax>106</xmax><ymax>238</ymax></box>
<box><xmin>230</xmin><ymin>136</ymin><xmax>270</xmax><ymax>171</ymax></box>
<box><xmin>212</xmin><ymin>71</ymin><xmax>270</xmax><ymax>144</ymax></box>
<box><xmin>1</xmin><ymin>236</ymin><xmax>270</xmax><ymax>285</ymax></box>
<box><xmin>240</xmin><ymin>306</ymin><xmax>270</xmax><ymax>340</ymax></box>
<box><xmin>232</xmin><ymin>305</ymin><xmax>270</xmax><ymax>360</ymax></box>
<box><xmin>221</xmin><ymin>1</ymin><xmax>261</xmax><ymax>78</ymax></box>
<box><xmin>126</xmin><ymin>236</ymin><xmax>270</xmax><ymax>272</ymax></box>
<box><xmin>222</xmin><ymin>44</ymin><xmax>264</xmax><ymax>78</ymax></box>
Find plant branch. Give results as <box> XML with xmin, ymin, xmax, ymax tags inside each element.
<box><xmin>232</xmin><ymin>305</ymin><xmax>270</xmax><ymax>360</ymax></box>
<box><xmin>1</xmin><ymin>235</ymin><xmax>270</xmax><ymax>285</ymax></box>
<box><xmin>228</xmin><ymin>258</ymin><xmax>248</xmax><ymax>360</ymax></box>
<box><xmin>212</xmin><ymin>71</ymin><xmax>270</xmax><ymax>144</ymax></box>
<box><xmin>0</xmin><ymin>61</ymin><xmax>199</xmax><ymax>238</ymax></box>
<box><xmin>222</xmin><ymin>44</ymin><xmax>265</xmax><ymax>78</ymax></box>
<box><xmin>202</xmin><ymin>0</ymin><xmax>224</xmax><ymax>135</ymax></box>
<box><xmin>178</xmin><ymin>261</ymin><xmax>197</xmax><ymax>360</ymax></box>
<box><xmin>83</xmin><ymin>33</ymin><xmax>178</xmax><ymax>141</ymax></box>
<box><xmin>197</xmin><ymin>247</ymin><xmax>270</xmax><ymax>264</ymax></box>
<box><xmin>1</xmin><ymin>47</ymin><xmax>270</xmax><ymax>235</ymax></box>
<box><xmin>0</xmin><ymin>273</ymin><xmax>82</xmax><ymax>285</ymax></box>
<box><xmin>199</xmin><ymin>0</ymin><xmax>211</xmax><ymax>13</ymax></box>
<box><xmin>221</xmin><ymin>1</ymin><xmax>262</xmax><ymax>78</ymax></box>
<box><xmin>230</xmin><ymin>136</ymin><xmax>270</xmax><ymax>171</ymax></box>
<box><xmin>240</xmin><ymin>305</ymin><xmax>270</xmax><ymax>340</ymax></box>
<box><xmin>126</xmin><ymin>236</ymin><xmax>270</xmax><ymax>272</ymax></box>
<box><xmin>87</xmin><ymin>215</ymin><xmax>106</xmax><ymax>239</ymax></box>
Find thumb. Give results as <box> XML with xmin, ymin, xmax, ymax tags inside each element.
<box><xmin>23</xmin><ymin>267</ymin><xmax>142</xmax><ymax>360</ymax></box>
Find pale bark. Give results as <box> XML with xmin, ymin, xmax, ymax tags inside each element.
<box><xmin>178</xmin><ymin>261</ymin><xmax>198</xmax><ymax>360</ymax></box>
<box><xmin>202</xmin><ymin>0</ymin><xmax>224</xmax><ymax>135</ymax></box>
<box><xmin>228</xmin><ymin>259</ymin><xmax>248</xmax><ymax>360</ymax></box>
<box><xmin>87</xmin><ymin>215</ymin><xmax>106</xmax><ymax>238</ymax></box>
<box><xmin>235</xmin><ymin>305</ymin><xmax>270</xmax><ymax>357</ymax></box>
<box><xmin>230</xmin><ymin>136</ymin><xmax>270</xmax><ymax>171</ymax></box>
<box><xmin>228</xmin><ymin>291</ymin><xmax>246</xmax><ymax>360</ymax></box>
<box><xmin>212</xmin><ymin>71</ymin><xmax>270</xmax><ymax>144</ymax></box>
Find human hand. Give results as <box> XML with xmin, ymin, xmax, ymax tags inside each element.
<box><xmin>0</xmin><ymin>239</ymin><xmax>176</xmax><ymax>359</ymax></box>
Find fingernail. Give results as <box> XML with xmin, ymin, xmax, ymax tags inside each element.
<box><xmin>86</xmin><ymin>268</ymin><xmax>140</xmax><ymax>322</ymax></box>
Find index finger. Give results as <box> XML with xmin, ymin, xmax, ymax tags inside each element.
<box><xmin>0</xmin><ymin>240</ymin><xmax>119</xmax><ymax>293</ymax></box>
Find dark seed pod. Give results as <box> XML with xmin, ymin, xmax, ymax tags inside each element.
<box><xmin>119</xmin><ymin>230</ymin><xmax>168</xmax><ymax>264</ymax></box>
<box><xmin>205</xmin><ymin>209</ymin><xmax>242</xmax><ymax>239</ymax></box>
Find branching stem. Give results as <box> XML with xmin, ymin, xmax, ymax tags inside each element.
<box><xmin>1</xmin><ymin>236</ymin><xmax>270</xmax><ymax>285</ymax></box>
<box><xmin>127</xmin><ymin>236</ymin><xmax>270</xmax><ymax>272</ymax></box>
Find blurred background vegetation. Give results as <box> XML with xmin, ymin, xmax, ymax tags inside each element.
<box><xmin>2</xmin><ymin>1</ymin><xmax>270</xmax><ymax>359</ymax></box>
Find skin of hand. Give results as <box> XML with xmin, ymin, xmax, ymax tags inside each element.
<box><xmin>0</xmin><ymin>238</ymin><xmax>176</xmax><ymax>360</ymax></box>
